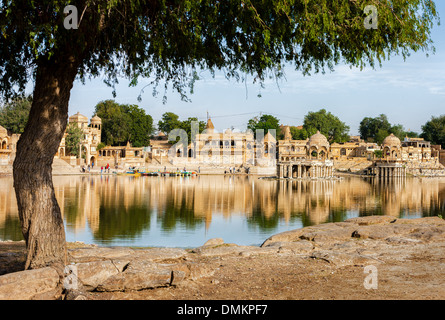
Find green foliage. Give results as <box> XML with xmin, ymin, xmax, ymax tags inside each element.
<box><xmin>374</xmin><ymin>150</ymin><xmax>383</xmax><ymax>159</ymax></box>
<box><xmin>180</xmin><ymin>117</ymin><xmax>207</xmax><ymax>143</ymax></box>
<box><xmin>95</xmin><ymin>100</ymin><xmax>154</xmax><ymax>147</ymax></box>
<box><xmin>65</xmin><ymin>123</ymin><xmax>83</xmax><ymax>157</ymax></box>
<box><xmin>359</xmin><ymin>114</ymin><xmax>392</xmax><ymax>143</ymax></box>
<box><xmin>158</xmin><ymin>112</ymin><xmax>182</xmax><ymax>135</ymax></box>
<box><xmin>96</xmin><ymin>142</ymin><xmax>106</xmax><ymax>151</ymax></box>
<box><xmin>302</xmin><ymin>109</ymin><xmax>350</xmax><ymax>143</ymax></box>
<box><xmin>421</xmin><ymin>115</ymin><xmax>445</xmax><ymax>148</ymax></box>
<box><xmin>0</xmin><ymin>1</ymin><xmax>439</xmax><ymax>102</ymax></box>
<box><xmin>289</xmin><ymin>126</ymin><xmax>309</xmax><ymax>140</ymax></box>
<box><xmin>0</xmin><ymin>95</ymin><xmax>32</xmax><ymax>133</ymax></box>
<box><xmin>247</xmin><ymin>114</ymin><xmax>281</xmax><ymax>138</ymax></box>
<box><xmin>158</xmin><ymin>112</ymin><xmax>206</xmax><ymax>143</ymax></box>
<box><xmin>359</xmin><ymin>114</ymin><xmax>417</xmax><ymax>144</ymax></box>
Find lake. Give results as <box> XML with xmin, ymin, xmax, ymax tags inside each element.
<box><xmin>1</xmin><ymin>175</ymin><xmax>444</xmax><ymax>248</ymax></box>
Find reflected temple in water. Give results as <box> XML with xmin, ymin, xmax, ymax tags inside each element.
<box><xmin>1</xmin><ymin>175</ymin><xmax>444</xmax><ymax>247</ymax></box>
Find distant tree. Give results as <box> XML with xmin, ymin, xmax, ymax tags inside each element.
<box><xmin>158</xmin><ymin>112</ymin><xmax>182</xmax><ymax>135</ymax></box>
<box><xmin>124</xmin><ymin>104</ymin><xmax>154</xmax><ymax>147</ymax></box>
<box><xmin>359</xmin><ymin>114</ymin><xmax>412</xmax><ymax>144</ymax></box>
<box><xmin>405</xmin><ymin>131</ymin><xmax>419</xmax><ymax>138</ymax></box>
<box><xmin>375</xmin><ymin>128</ymin><xmax>390</xmax><ymax>145</ymax></box>
<box><xmin>96</xmin><ymin>142</ymin><xmax>106</xmax><ymax>151</ymax></box>
<box><xmin>374</xmin><ymin>150</ymin><xmax>383</xmax><ymax>158</ymax></box>
<box><xmin>95</xmin><ymin>100</ymin><xmax>153</xmax><ymax>147</ymax></box>
<box><xmin>359</xmin><ymin>114</ymin><xmax>392</xmax><ymax>143</ymax></box>
<box><xmin>290</xmin><ymin>126</ymin><xmax>309</xmax><ymax>140</ymax></box>
<box><xmin>303</xmin><ymin>109</ymin><xmax>350</xmax><ymax>143</ymax></box>
<box><xmin>0</xmin><ymin>95</ymin><xmax>32</xmax><ymax>134</ymax></box>
<box><xmin>159</xmin><ymin>113</ymin><xmax>206</xmax><ymax>144</ymax></box>
<box><xmin>421</xmin><ymin>115</ymin><xmax>445</xmax><ymax>148</ymax></box>
<box><xmin>64</xmin><ymin>123</ymin><xmax>83</xmax><ymax>157</ymax></box>
<box><xmin>180</xmin><ymin>117</ymin><xmax>206</xmax><ymax>143</ymax></box>
<box><xmin>247</xmin><ymin>114</ymin><xmax>280</xmax><ymax>138</ymax></box>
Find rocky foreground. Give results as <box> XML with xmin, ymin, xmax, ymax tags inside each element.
<box><xmin>0</xmin><ymin>215</ymin><xmax>444</xmax><ymax>300</ymax></box>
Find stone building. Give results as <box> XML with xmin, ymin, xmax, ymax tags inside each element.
<box><xmin>148</xmin><ymin>131</ymin><xmax>171</xmax><ymax>165</ymax></box>
<box><xmin>366</xmin><ymin>133</ymin><xmax>445</xmax><ymax>177</ymax></box>
<box><xmin>0</xmin><ymin>125</ymin><xmax>20</xmax><ymax>166</ymax></box>
<box><xmin>98</xmin><ymin>142</ymin><xmax>145</xmax><ymax>168</ymax></box>
<box><xmin>277</xmin><ymin>130</ymin><xmax>334</xmax><ymax>179</ymax></box>
<box><xmin>56</xmin><ymin>112</ymin><xmax>102</xmax><ymax>166</ymax></box>
<box><xmin>0</xmin><ymin>125</ymin><xmax>11</xmax><ymax>165</ymax></box>
<box><xmin>170</xmin><ymin>117</ymin><xmax>257</xmax><ymax>167</ymax></box>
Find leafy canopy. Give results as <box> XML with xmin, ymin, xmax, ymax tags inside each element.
<box><xmin>65</xmin><ymin>123</ymin><xmax>83</xmax><ymax>157</ymax></box>
<box><xmin>158</xmin><ymin>112</ymin><xmax>206</xmax><ymax>143</ymax></box>
<box><xmin>247</xmin><ymin>114</ymin><xmax>281</xmax><ymax>138</ymax></box>
<box><xmin>359</xmin><ymin>114</ymin><xmax>417</xmax><ymax>144</ymax></box>
<box><xmin>421</xmin><ymin>115</ymin><xmax>445</xmax><ymax>148</ymax></box>
<box><xmin>303</xmin><ymin>109</ymin><xmax>350</xmax><ymax>143</ymax></box>
<box><xmin>0</xmin><ymin>95</ymin><xmax>32</xmax><ymax>133</ymax></box>
<box><xmin>95</xmin><ymin>100</ymin><xmax>154</xmax><ymax>147</ymax></box>
<box><xmin>0</xmin><ymin>0</ymin><xmax>439</xmax><ymax>102</ymax></box>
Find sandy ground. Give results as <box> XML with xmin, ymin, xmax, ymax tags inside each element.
<box><xmin>85</xmin><ymin>241</ymin><xmax>445</xmax><ymax>301</ymax></box>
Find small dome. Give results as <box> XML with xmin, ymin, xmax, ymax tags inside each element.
<box><xmin>91</xmin><ymin>114</ymin><xmax>102</xmax><ymax>123</ymax></box>
<box><xmin>307</xmin><ymin>131</ymin><xmax>329</xmax><ymax>148</ymax></box>
<box><xmin>382</xmin><ymin>133</ymin><xmax>401</xmax><ymax>147</ymax></box>
<box><xmin>69</xmin><ymin>112</ymin><xmax>88</xmax><ymax>123</ymax></box>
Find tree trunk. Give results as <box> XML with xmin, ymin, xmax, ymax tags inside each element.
<box><xmin>13</xmin><ymin>56</ymin><xmax>79</xmax><ymax>270</ymax></box>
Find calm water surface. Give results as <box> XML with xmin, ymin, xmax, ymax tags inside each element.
<box><xmin>0</xmin><ymin>175</ymin><xmax>444</xmax><ymax>247</ymax></box>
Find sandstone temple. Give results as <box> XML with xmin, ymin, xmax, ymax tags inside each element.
<box><xmin>1</xmin><ymin>113</ymin><xmax>445</xmax><ymax>177</ymax></box>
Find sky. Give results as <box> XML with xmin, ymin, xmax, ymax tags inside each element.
<box><xmin>66</xmin><ymin>3</ymin><xmax>445</xmax><ymax>136</ymax></box>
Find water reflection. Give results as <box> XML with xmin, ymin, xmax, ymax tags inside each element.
<box><xmin>0</xmin><ymin>175</ymin><xmax>444</xmax><ymax>247</ymax></box>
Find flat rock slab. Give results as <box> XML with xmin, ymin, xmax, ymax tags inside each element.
<box><xmin>261</xmin><ymin>216</ymin><xmax>445</xmax><ymax>247</ymax></box>
<box><xmin>0</xmin><ymin>267</ymin><xmax>60</xmax><ymax>300</ymax></box>
<box><xmin>68</xmin><ymin>247</ymin><xmax>136</xmax><ymax>262</ymax></box>
<box><xmin>72</xmin><ymin>259</ymin><xmax>130</xmax><ymax>291</ymax></box>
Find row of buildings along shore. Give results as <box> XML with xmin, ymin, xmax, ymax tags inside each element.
<box><xmin>1</xmin><ymin>112</ymin><xmax>445</xmax><ymax>177</ymax></box>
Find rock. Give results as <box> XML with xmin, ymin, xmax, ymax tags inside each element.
<box><xmin>345</xmin><ymin>216</ymin><xmax>397</xmax><ymax>226</ymax></box>
<box><xmin>191</xmin><ymin>243</ymin><xmax>245</xmax><ymax>257</ymax></box>
<box><xmin>276</xmin><ymin>241</ymin><xmax>315</xmax><ymax>254</ymax></box>
<box><xmin>130</xmin><ymin>247</ymin><xmax>188</xmax><ymax>262</ymax></box>
<box><xmin>261</xmin><ymin>222</ymin><xmax>357</xmax><ymax>246</ymax></box>
<box><xmin>352</xmin><ymin>225</ymin><xmax>396</xmax><ymax>240</ymax></box>
<box><xmin>394</xmin><ymin>216</ymin><xmax>445</xmax><ymax>226</ymax></box>
<box><xmin>188</xmin><ymin>262</ymin><xmax>216</xmax><ymax>281</ymax></box>
<box><xmin>72</xmin><ymin>259</ymin><xmax>130</xmax><ymax>291</ymax></box>
<box><xmin>68</xmin><ymin>247</ymin><xmax>135</xmax><ymax>262</ymax></box>
<box><xmin>310</xmin><ymin>251</ymin><xmax>381</xmax><ymax>267</ymax></box>
<box><xmin>262</xmin><ymin>216</ymin><xmax>445</xmax><ymax>247</ymax></box>
<box><xmin>203</xmin><ymin>238</ymin><xmax>224</xmax><ymax>246</ymax></box>
<box><xmin>64</xmin><ymin>289</ymin><xmax>89</xmax><ymax>300</ymax></box>
<box><xmin>0</xmin><ymin>267</ymin><xmax>60</xmax><ymax>300</ymax></box>
<box><xmin>96</xmin><ymin>262</ymin><xmax>175</xmax><ymax>292</ymax></box>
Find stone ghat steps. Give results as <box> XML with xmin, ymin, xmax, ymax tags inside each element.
<box><xmin>0</xmin><ymin>158</ymin><xmax>81</xmax><ymax>176</ymax></box>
